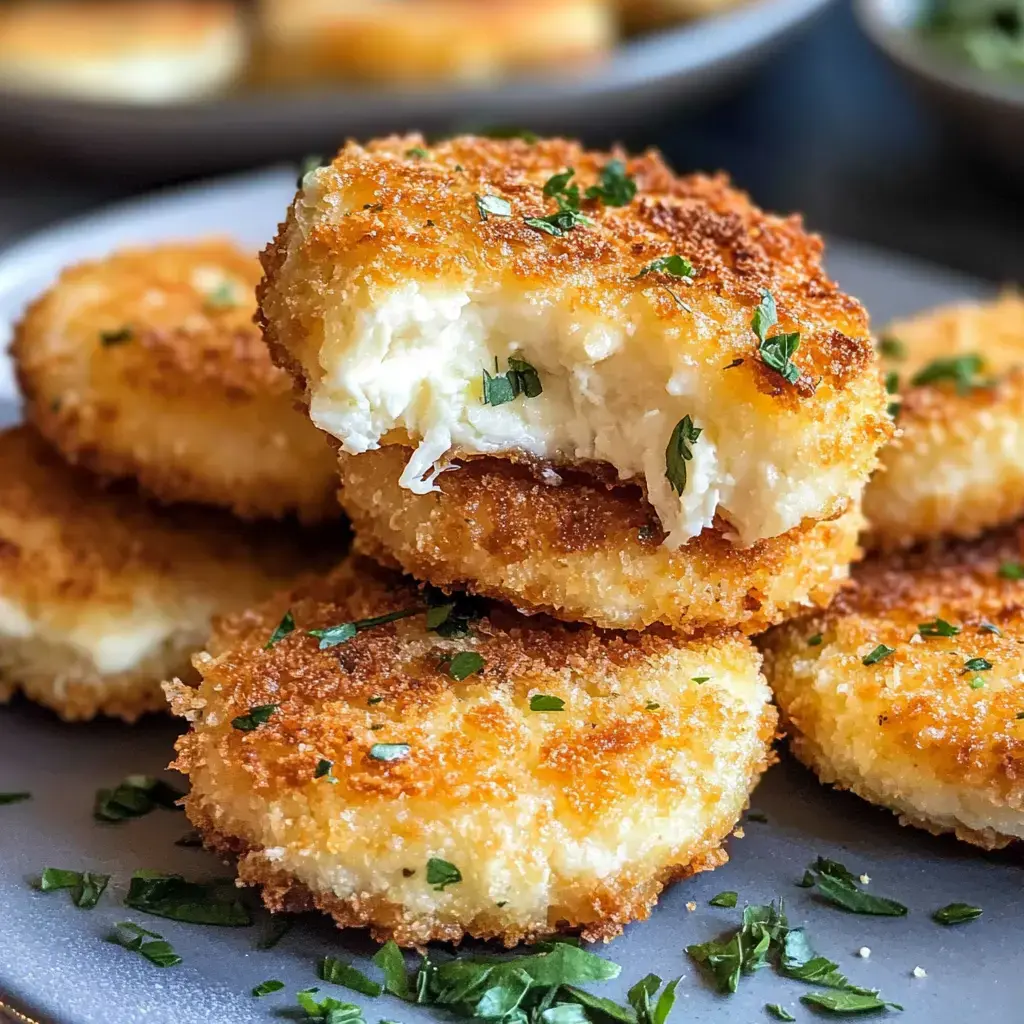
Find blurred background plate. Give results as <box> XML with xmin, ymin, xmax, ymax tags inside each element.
<box><xmin>0</xmin><ymin>0</ymin><xmax>833</xmax><ymax>176</ymax></box>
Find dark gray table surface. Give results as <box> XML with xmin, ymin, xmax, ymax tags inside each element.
<box><xmin>0</xmin><ymin>1</ymin><xmax>1020</xmax><ymax>283</ymax></box>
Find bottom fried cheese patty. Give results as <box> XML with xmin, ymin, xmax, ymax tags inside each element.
<box><xmin>761</xmin><ymin>523</ymin><xmax>1024</xmax><ymax>849</ymax></box>
<box><xmin>337</xmin><ymin>446</ymin><xmax>863</xmax><ymax>635</ymax></box>
<box><xmin>0</xmin><ymin>426</ymin><xmax>335</xmax><ymax>722</ymax></box>
<box><xmin>168</xmin><ymin>557</ymin><xmax>777</xmax><ymax>947</ymax></box>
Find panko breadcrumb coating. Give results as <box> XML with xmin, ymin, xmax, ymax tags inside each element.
<box><xmin>338</xmin><ymin>445</ymin><xmax>864</xmax><ymax>633</ymax></box>
<box><xmin>259</xmin><ymin>134</ymin><xmax>890</xmax><ymax>554</ymax></box>
<box><xmin>168</xmin><ymin>556</ymin><xmax>776</xmax><ymax>947</ymax></box>
<box><xmin>254</xmin><ymin>0</ymin><xmax>613</xmax><ymax>86</ymax></box>
<box><xmin>14</xmin><ymin>240</ymin><xmax>339</xmax><ymax>523</ymax></box>
<box><xmin>621</xmin><ymin>0</ymin><xmax>748</xmax><ymax>30</ymax></box>
<box><xmin>0</xmin><ymin>426</ymin><xmax>338</xmax><ymax>723</ymax></box>
<box><xmin>761</xmin><ymin>523</ymin><xmax>1024</xmax><ymax>849</ymax></box>
<box><xmin>866</xmin><ymin>292</ymin><xmax>1024</xmax><ymax>549</ymax></box>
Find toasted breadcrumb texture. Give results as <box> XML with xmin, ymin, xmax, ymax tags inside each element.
<box><xmin>338</xmin><ymin>446</ymin><xmax>863</xmax><ymax>634</ymax></box>
<box><xmin>170</xmin><ymin>556</ymin><xmax>776</xmax><ymax>946</ymax></box>
<box><xmin>0</xmin><ymin>426</ymin><xmax>341</xmax><ymax>722</ymax></box>
<box><xmin>13</xmin><ymin>239</ymin><xmax>339</xmax><ymax>522</ymax></box>
<box><xmin>621</xmin><ymin>0</ymin><xmax>747</xmax><ymax>29</ymax></box>
<box><xmin>760</xmin><ymin>523</ymin><xmax>1024</xmax><ymax>848</ymax></box>
<box><xmin>867</xmin><ymin>292</ymin><xmax>1024</xmax><ymax>549</ymax></box>
<box><xmin>259</xmin><ymin>134</ymin><xmax>890</xmax><ymax>548</ymax></box>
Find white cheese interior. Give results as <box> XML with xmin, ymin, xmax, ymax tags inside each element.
<box><xmin>308</xmin><ymin>280</ymin><xmax>841</xmax><ymax>547</ymax></box>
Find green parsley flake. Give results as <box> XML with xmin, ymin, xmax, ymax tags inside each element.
<box><xmin>633</xmin><ymin>255</ymin><xmax>694</xmax><ymax>280</ymax></box>
<box><xmin>314</xmin><ymin>758</ymin><xmax>337</xmax><ymax>783</ymax></box>
<box><xmin>585</xmin><ymin>159</ymin><xmax>637</xmax><ymax>207</ymax></box>
<box><xmin>525</xmin><ymin>168</ymin><xmax>593</xmax><ymax>236</ymax></box>
<box><xmin>231</xmin><ymin>704</ymin><xmax>279</xmax><ymax>732</ymax></box>
<box><xmin>252</xmin><ymin>979</ymin><xmax>285</xmax><ymax>997</ymax></box>
<box><xmin>980</xmin><ymin>620</ymin><xmax>1003</xmax><ymax>635</ymax></box>
<box><xmin>970</xmin><ymin>676</ymin><xmax>986</xmax><ymax>689</ymax></box>
<box><xmin>919</xmin><ymin>617</ymin><xmax>961</xmax><ymax>637</ymax></box>
<box><xmin>692</xmin><ymin>676</ymin><xmax>710</xmax><ymax>684</ymax></box>
<box><xmin>964</xmin><ymin>656</ymin><xmax>993</xmax><ymax>672</ymax></box>
<box><xmin>645</xmin><ymin>701</ymin><xmax>660</xmax><ymax>711</ymax></box>
<box><xmin>998</xmin><ymin>560</ymin><xmax>1024</xmax><ymax>580</ymax></box>
<box><xmin>664</xmin><ymin>415</ymin><xmax>701</xmax><ymax>496</ymax></box>
<box><xmin>94</xmin><ymin>775</ymin><xmax>184</xmax><ymax>822</ymax></box>
<box><xmin>296</xmin><ymin>989</ymin><xmax>364</xmax><ymax>1024</ymax></box>
<box><xmin>808</xmin><ymin>633</ymin><xmax>824</xmax><ymax>647</ymax></box>
<box><xmin>476</xmin><ymin>193</ymin><xmax>512</xmax><ymax>220</ymax></box>
<box><xmin>529</xmin><ymin>694</ymin><xmax>565</xmax><ymax>711</ymax></box>
<box><xmin>100</xmin><ymin>327</ymin><xmax>132</xmax><ymax>346</ymax></box>
<box><xmin>369</xmin><ymin>743</ymin><xmax>411</xmax><ymax>762</ymax></box>
<box><xmin>203</xmin><ymin>281</ymin><xmax>239</xmax><ymax>310</ymax></box>
<box><xmin>0</xmin><ymin>792</ymin><xmax>30</xmax><ymax>805</ymax></box>
<box><xmin>406</xmin><ymin>146</ymin><xmax>429</xmax><ymax>159</ymax></box>
<box><xmin>885</xmin><ymin>370</ymin><xmax>900</xmax><ymax>394</ymax></box>
<box><xmin>110</xmin><ymin>921</ymin><xmax>182</xmax><ymax>968</ymax></box>
<box><xmin>752</xmin><ymin>290</ymin><xmax>802</xmax><ymax>384</ymax></box>
<box><xmin>933</xmin><ymin>902</ymin><xmax>982</xmax><ymax>925</ymax></box>
<box><xmin>443</xmin><ymin>651</ymin><xmax>485</xmax><ymax>681</ymax></box>
<box><xmin>709</xmin><ymin>891</ymin><xmax>738</xmax><ymax>908</ymax></box>
<box><xmin>801</xmin><ymin>857</ymin><xmax>907</xmax><ymax>916</ymax></box>
<box><xmin>862</xmin><ymin>644</ymin><xmax>895</xmax><ymax>666</ymax></box>
<box><xmin>372</xmin><ymin>940</ymin><xmax>411</xmax><ymax>999</ymax></box>
<box><xmin>318</xmin><ymin>956</ymin><xmax>383</xmax><ymax>996</ymax></box>
<box><xmin>912</xmin><ymin>353</ymin><xmax>989</xmax><ymax>393</ymax></box>
<box><xmin>426</xmin><ymin>857</ymin><xmax>462</xmax><ymax>890</ymax></box>
<box><xmin>256</xmin><ymin>916</ymin><xmax>292</xmax><ymax>950</ymax></box>
<box><xmin>125</xmin><ymin>871</ymin><xmax>251</xmax><ymax>926</ymax></box>
<box><xmin>766</xmin><ymin>1005</ymin><xmax>796</xmax><ymax>1022</ymax></box>
<box><xmin>800</xmin><ymin>991</ymin><xmax>902</xmax><ymax>1014</ymax></box>
<box><xmin>265</xmin><ymin>610</ymin><xmax>295</xmax><ymax>649</ymax></box>
<box><xmin>877</xmin><ymin>335</ymin><xmax>906</xmax><ymax>359</ymax></box>
<box><xmin>37</xmin><ymin>867</ymin><xmax>110</xmax><ymax>909</ymax></box>
<box><xmin>627</xmin><ymin>973</ymin><xmax>680</xmax><ymax>1024</ymax></box>
<box><xmin>309</xmin><ymin>608</ymin><xmax>421</xmax><ymax>649</ymax></box>
<box><xmin>482</xmin><ymin>354</ymin><xmax>543</xmax><ymax>406</ymax></box>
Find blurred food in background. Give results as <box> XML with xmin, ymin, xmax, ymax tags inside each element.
<box><xmin>0</xmin><ymin>0</ymin><xmax>754</xmax><ymax>104</ymax></box>
<box><xmin>920</xmin><ymin>0</ymin><xmax>1024</xmax><ymax>77</ymax></box>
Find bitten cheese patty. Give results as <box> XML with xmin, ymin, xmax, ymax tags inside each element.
<box><xmin>169</xmin><ymin>556</ymin><xmax>776</xmax><ymax>947</ymax></box>
<box><xmin>0</xmin><ymin>427</ymin><xmax>335</xmax><ymax>722</ymax></box>
<box><xmin>14</xmin><ymin>240</ymin><xmax>339</xmax><ymax>523</ymax></box>
<box><xmin>761</xmin><ymin>523</ymin><xmax>1024</xmax><ymax>849</ymax></box>
<box><xmin>259</xmin><ymin>135</ymin><xmax>890</xmax><ymax>549</ymax></box>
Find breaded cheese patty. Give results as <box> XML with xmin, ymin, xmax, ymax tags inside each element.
<box><xmin>761</xmin><ymin>523</ymin><xmax>1024</xmax><ymax>849</ymax></box>
<box><xmin>0</xmin><ymin>1</ymin><xmax>244</xmax><ymax>104</ymax></box>
<box><xmin>0</xmin><ymin>426</ymin><xmax>334</xmax><ymax>723</ymax></box>
<box><xmin>14</xmin><ymin>240</ymin><xmax>339</xmax><ymax>523</ymax></box>
<box><xmin>255</xmin><ymin>0</ymin><xmax>613</xmax><ymax>86</ymax></box>
<box><xmin>168</xmin><ymin>556</ymin><xmax>776</xmax><ymax>947</ymax></box>
<box><xmin>865</xmin><ymin>292</ymin><xmax>1024</xmax><ymax>549</ymax></box>
<box><xmin>339</xmin><ymin>445</ymin><xmax>863</xmax><ymax>633</ymax></box>
<box><xmin>259</xmin><ymin>135</ymin><xmax>890</xmax><ymax>551</ymax></box>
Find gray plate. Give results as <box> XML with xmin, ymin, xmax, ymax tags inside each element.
<box><xmin>0</xmin><ymin>168</ymin><xmax>1014</xmax><ymax>1024</ymax></box>
<box><xmin>0</xmin><ymin>0</ymin><xmax>832</xmax><ymax>175</ymax></box>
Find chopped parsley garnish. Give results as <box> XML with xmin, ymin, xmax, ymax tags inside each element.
<box><xmin>692</xmin><ymin>676</ymin><xmax>710</xmax><ymax>684</ymax></box>
<box><xmin>406</xmin><ymin>146</ymin><xmax>429</xmax><ymax>159</ymax></box>
<box><xmin>918</xmin><ymin>617</ymin><xmax>961</xmax><ymax>637</ymax></box>
<box><xmin>933</xmin><ymin>902</ymin><xmax>982</xmax><ymax>925</ymax></box>
<box><xmin>309</xmin><ymin>608</ymin><xmax>421</xmax><ymax>649</ymax></box>
<box><xmin>661</xmin><ymin>285</ymin><xmax>692</xmax><ymax>312</ymax></box>
<box><xmin>265</xmin><ymin>610</ymin><xmax>295</xmax><ymax>648</ymax></box>
<box><xmin>110</xmin><ymin>921</ymin><xmax>181</xmax><ymax>968</ymax></box>
<box><xmin>476</xmin><ymin>193</ymin><xmax>512</xmax><ymax>220</ymax></box>
<box><xmin>426</xmin><ymin>857</ymin><xmax>462</xmax><ymax>891</ymax></box>
<box><xmin>425</xmin><ymin>587</ymin><xmax>485</xmax><ymax>638</ymax></box>
<box><xmin>125</xmin><ymin>871</ymin><xmax>252</xmax><ymax>926</ymax></box>
<box><xmin>633</xmin><ymin>255</ymin><xmax>694</xmax><ymax>280</ymax></box>
<box><xmin>645</xmin><ymin>701</ymin><xmax>660</xmax><ymax>711</ymax></box>
<box><xmin>664</xmin><ymin>415</ymin><xmax>701</xmax><ymax>497</ymax></box>
<box><xmin>256</xmin><ymin>916</ymin><xmax>292</xmax><ymax>950</ymax></box>
<box><xmin>766</xmin><ymin>1005</ymin><xmax>796</xmax><ymax>1022</ymax></box>
<box><xmin>980</xmin><ymin>620</ymin><xmax>1003</xmax><ymax>635</ymax></box>
<box><xmin>314</xmin><ymin>758</ymin><xmax>337</xmax><ymax>783</ymax></box>
<box><xmin>585</xmin><ymin>160</ymin><xmax>637</xmax><ymax>207</ymax></box>
<box><xmin>877</xmin><ymin>335</ymin><xmax>906</xmax><ymax>359</ymax></box>
<box><xmin>372</xmin><ymin>940</ymin><xmax>411</xmax><ymax>999</ymax></box>
<box><xmin>710</xmin><ymin>891</ymin><xmax>738</xmax><ymax>908</ymax></box>
<box><xmin>369</xmin><ymin>743</ymin><xmax>411</xmax><ymax>762</ymax></box>
<box><xmin>231</xmin><ymin>703</ymin><xmax>279</xmax><ymax>732</ymax></box>
<box><xmin>529</xmin><ymin>694</ymin><xmax>565</xmax><ymax>711</ymax></box>
<box><xmin>481</xmin><ymin>354</ymin><xmax>544</xmax><ymax>406</ymax></box>
<box><xmin>862</xmin><ymin>644</ymin><xmax>895</xmax><ymax>666</ymax></box>
<box><xmin>808</xmin><ymin>633</ymin><xmax>823</xmax><ymax>647</ymax></box>
<box><xmin>885</xmin><ymin>370</ymin><xmax>900</xmax><ymax>394</ymax></box>
<box><xmin>296</xmin><ymin>989</ymin><xmax>365</xmax><ymax>1024</ymax></box>
<box><xmin>627</xmin><ymin>973</ymin><xmax>680</xmax><ymax>1024</ymax></box>
<box><xmin>319</xmin><ymin>956</ymin><xmax>384</xmax><ymax>996</ymax></box>
<box><xmin>203</xmin><ymin>280</ymin><xmax>239</xmax><ymax>310</ymax></box>
<box><xmin>525</xmin><ymin>168</ymin><xmax>593</xmax><ymax>236</ymax></box>
<box><xmin>801</xmin><ymin>857</ymin><xmax>907</xmax><ymax>917</ymax></box>
<box><xmin>94</xmin><ymin>775</ymin><xmax>184</xmax><ymax>822</ymax></box>
<box><xmin>37</xmin><ymin>867</ymin><xmax>109</xmax><ymax>909</ymax></box>
<box><xmin>100</xmin><ymin>326</ymin><xmax>132</xmax><ymax>346</ymax></box>
<box><xmin>252</xmin><ymin>979</ymin><xmax>285</xmax><ymax>997</ymax></box>
<box><xmin>970</xmin><ymin>676</ymin><xmax>986</xmax><ymax>689</ymax></box>
<box><xmin>964</xmin><ymin>656</ymin><xmax>993</xmax><ymax>672</ymax></box>
<box><xmin>0</xmin><ymin>792</ymin><xmax>30</xmax><ymax>805</ymax></box>
<box><xmin>443</xmin><ymin>651</ymin><xmax>485</xmax><ymax>681</ymax></box>
<box><xmin>911</xmin><ymin>353</ymin><xmax>988</xmax><ymax>393</ymax></box>
<box><xmin>752</xmin><ymin>290</ymin><xmax>802</xmax><ymax>385</ymax></box>
<box><xmin>998</xmin><ymin>560</ymin><xmax>1024</xmax><ymax>580</ymax></box>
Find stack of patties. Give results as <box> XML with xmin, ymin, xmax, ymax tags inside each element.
<box><xmin>168</xmin><ymin>136</ymin><xmax>892</xmax><ymax>946</ymax></box>
<box><xmin>4</xmin><ymin>239</ymin><xmax>341</xmax><ymax>721</ymax></box>
<box><xmin>762</xmin><ymin>292</ymin><xmax>1024</xmax><ymax>849</ymax></box>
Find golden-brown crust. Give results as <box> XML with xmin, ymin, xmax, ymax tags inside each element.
<box><xmin>0</xmin><ymin>425</ymin><xmax>343</xmax><ymax>721</ymax></box>
<box><xmin>14</xmin><ymin>240</ymin><xmax>339</xmax><ymax>522</ymax></box>
<box><xmin>337</xmin><ymin>445</ymin><xmax>863</xmax><ymax>634</ymax></box>
<box><xmin>170</xmin><ymin>555</ymin><xmax>776</xmax><ymax>946</ymax></box>
<box><xmin>259</xmin><ymin>135</ymin><xmax>882</xmax><ymax>419</ymax></box>
<box><xmin>760</xmin><ymin>523</ymin><xmax>1024</xmax><ymax>848</ymax></box>
<box><xmin>866</xmin><ymin>292</ymin><xmax>1024</xmax><ymax>548</ymax></box>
